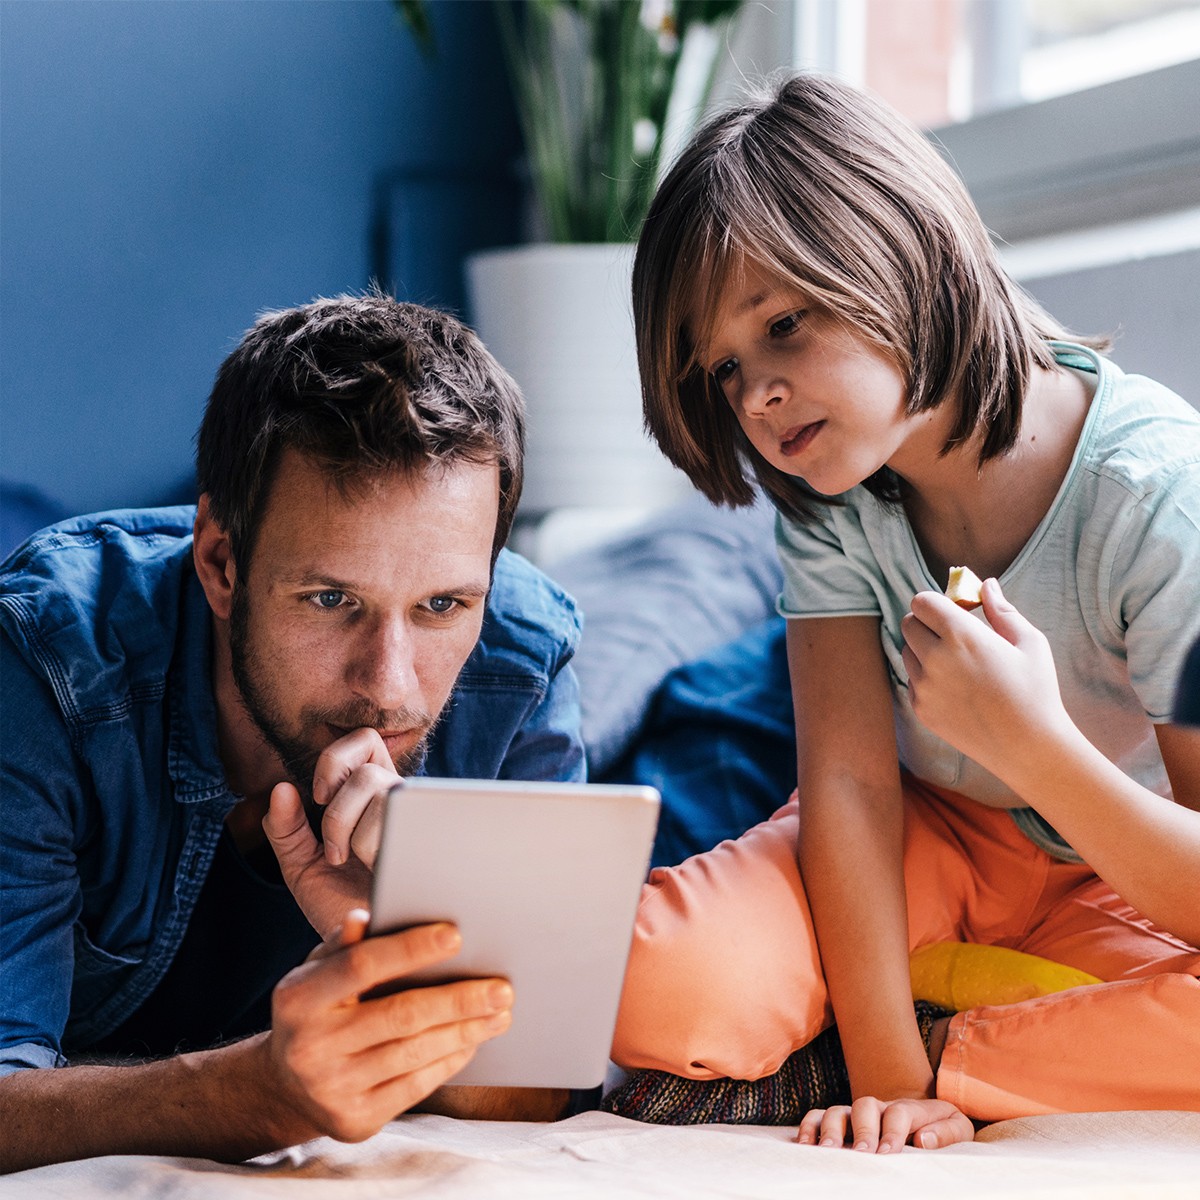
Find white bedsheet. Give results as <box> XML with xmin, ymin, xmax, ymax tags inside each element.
<box><xmin>8</xmin><ymin>1110</ymin><xmax>1199</xmax><ymax>1199</ymax></box>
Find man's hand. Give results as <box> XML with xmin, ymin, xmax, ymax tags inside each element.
<box><xmin>264</xmin><ymin>728</ymin><xmax>398</xmax><ymax>939</ymax></box>
<box><xmin>262</xmin><ymin>910</ymin><xmax>514</xmax><ymax>1146</ymax></box>
<box><xmin>265</xmin><ymin>782</ymin><xmax>373</xmax><ymax>940</ymax></box>
<box><xmin>900</xmin><ymin>578</ymin><xmax>1073</xmax><ymax>778</ymax></box>
<box><xmin>310</xmin><ymin>727</ymin><xmax>400</xmax><ymax>870</ymax></box>
<box><xmin>796</xmin><ymin>1096</ymin><xmax>974</xmax><ymax>1153</ymax></box>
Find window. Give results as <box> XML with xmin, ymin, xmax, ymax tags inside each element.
<box><xmin>770</xmin><ymin>0</ymin><xmax>1200</xmax><ymax>128</ymax></box>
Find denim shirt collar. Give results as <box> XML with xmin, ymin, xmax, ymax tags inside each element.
<box><xmin>167</xmin><ymin>567</ymin><xmax>236</xmax><ymax>806</ymax></box>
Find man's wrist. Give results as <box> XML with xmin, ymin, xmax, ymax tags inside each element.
<box><xmin>418</xmin><ymin>1084</ymin><xmax>572</xmax><ymax>1122</ymax></box>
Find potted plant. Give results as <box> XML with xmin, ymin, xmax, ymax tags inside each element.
<box><xmin>397</xmin><ymin>0</ymin><xmax>744</xmax><ymax>517</ymax></box>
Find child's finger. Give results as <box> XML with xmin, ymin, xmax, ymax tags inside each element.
<box><xmin>980</xmin><ymin>578</ymin><xmax>1037</xmax><ymax>649</ymax></box>
<box><xmin>913</xmin><ymin>1111</ymin><xmax>975</xmax><ymax>1148</ymax></box>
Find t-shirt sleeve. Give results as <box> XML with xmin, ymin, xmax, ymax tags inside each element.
<box><xmin>0</xmin><ymin>632</ymin><xmax>83</xmax><ymax>1074</ymax></box>
<box><xmin>774</xmin><ymin>507</ymin><xmax>884</xmax><ymax>620</ymax></box>
<box><xmin>1110</xmin><ymin>464</ymin><xmax>1200</xmax><ymax>724</ymax></box>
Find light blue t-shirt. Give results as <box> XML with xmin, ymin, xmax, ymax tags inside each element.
<box><xmin>776</xmin><ymin>346</ymin><xmax>1200</xmax><ymax>855</ymax></box>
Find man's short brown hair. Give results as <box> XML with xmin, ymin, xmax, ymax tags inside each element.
<box><xmin>196</xmin><ymin>292</ymin><xmax>524</xmax><ymax>569</ymax></box>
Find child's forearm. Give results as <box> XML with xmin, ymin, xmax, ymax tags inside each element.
<box><xmin>797</xmin><ymin>780</ymin><xmax>934</xmax><ymax>1100</ymax></box>
<box><xmin>1001</xmin><ymin>723</ymin><xmax>1200</xmax><ymax>944</ymax></box>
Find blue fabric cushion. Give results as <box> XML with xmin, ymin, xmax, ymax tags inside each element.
<box><xmin>1176</xmin><ymin>636</ymin><xmax>1200</xmax><ymax>727</ymax></box>
<box><xmin>0</xmin><ymin>481</ymin><xmax>68</xmax><ymax>562</ymax></box>
<box><xmin>601</xmin><ymin>618</ymin><xmax>795</xmax><ymax>868</ymax></box>
<box><xmin>549</xmin><ymin>493</ymin><xmax>782</xmax><ymax>777</ymax></box>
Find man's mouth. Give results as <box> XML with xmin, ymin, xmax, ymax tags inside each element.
<box><xmin>780</xmin><ymin>420</ymin><xmax>824</xmax><ymax>457</ymax></box>
<box><xmin>327</xmin><ymin>724</ymin><xmax>422</xmax><ymax>754</ymax></box>
<box><xmin>377</xmin><ymin>729</ymin><xmax>418</xmax><ymax>755</ymax></box>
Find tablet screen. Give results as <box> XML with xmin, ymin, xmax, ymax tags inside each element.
<box><xmin>368</xmin><ymin>778</ymin><xmax>660</xmax><ymax>1088</ymax></box>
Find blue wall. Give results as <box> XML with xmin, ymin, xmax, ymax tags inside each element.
<box><xmin>0</xmin><ymin>0</ymin><xmax>520</xmax><ymax>516</ymax></box>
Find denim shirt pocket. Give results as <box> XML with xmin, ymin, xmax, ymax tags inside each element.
<box><xmin>67</xmin><ymin>923</ymin><xmax>143</xmax><ymax>1031</ymax></box>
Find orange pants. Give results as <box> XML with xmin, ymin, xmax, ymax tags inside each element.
<box><xmin>611</xmin><ymin>778</ymin><xmax>1200</xmax><ymax>1121</ymax></box>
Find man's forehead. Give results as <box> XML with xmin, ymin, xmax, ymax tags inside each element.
<box><xmin>250</xmin><ymin>450</ymin><xmax>498</xmax><ymax>577</ymax></box>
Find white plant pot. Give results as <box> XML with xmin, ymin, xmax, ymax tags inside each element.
<box><xmin>466</xmin><ymin>243</ymin><xmax>692</xmax><ymax>516</ymax></box>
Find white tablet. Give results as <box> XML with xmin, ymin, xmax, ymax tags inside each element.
<box><xmin>368</xmin><ymin>777</ymin><xmax>661</xmax><ymax>1089</ymax></box>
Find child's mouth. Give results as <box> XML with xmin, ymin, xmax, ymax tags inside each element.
<box><xmin>780</xmin><ymin>421</ymin><xmax>823</xmax><ymax>457</ymax></box>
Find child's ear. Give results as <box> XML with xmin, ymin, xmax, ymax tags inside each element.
<box><xmin>192</xmin><ymin>495</ymin><xmax>238</xmax><ymax>621</ymax></box>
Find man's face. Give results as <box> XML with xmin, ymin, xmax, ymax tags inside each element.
<box><xmin>227</xmin><ymin>449</ymin><xmax>499</xmax><ymax>804</ymax></box>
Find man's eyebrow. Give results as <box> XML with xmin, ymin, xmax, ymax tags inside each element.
<box><xmin>282</xmin><ymin>573</ymin><xmax>491</xmax><ymax>598</ymax></box>
<box><xmin>440</xmin><ymin>582</ymin><xmax>491</xmax><ymax>600</ymax></box>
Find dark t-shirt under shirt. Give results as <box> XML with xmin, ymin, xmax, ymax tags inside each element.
<box><xmin>91</xmin><ymin>830</ymin><xmax>320</xmax><ymax>1059</ymax></box>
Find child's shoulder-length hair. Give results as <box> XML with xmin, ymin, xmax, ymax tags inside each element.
<box><xmin>633</xmin><ymin>71</ymin><xmax>1102</xmax><ymax>520</ymax></box>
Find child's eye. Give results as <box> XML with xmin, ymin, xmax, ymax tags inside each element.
<box><xmin>712</xmin><ymin>358</ymin><xmax>738</xmax><ymax>384</ymax></box>
<box><xmin>770</xmin><ymin>311</ymin><xmax>805</xmax><ymax>337</ymax></box>
<box><xmin>309</xmin><ymin>590</ymin><xmax>348</xmax><ymax>610</ymax></box>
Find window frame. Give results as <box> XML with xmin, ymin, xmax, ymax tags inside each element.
<box><xmin>928</xmin><ymin>58</ymin><xmax>1200</xmax><ymax>242</ymax></box>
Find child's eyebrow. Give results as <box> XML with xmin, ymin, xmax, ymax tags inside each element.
<box><xmin>696</xmin><ymin>290</ymin><xmax>773</xmax><ymax>363</ymax></box>
<box><xmin>736</xmin><ymin>290</ymin><xmax>771</xmax><ymax>316</ymax></box>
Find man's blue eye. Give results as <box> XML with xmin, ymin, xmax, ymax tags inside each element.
<box><xmin>314</xmin><ymin>590</ymin><xmax>345</xmax><ymax>609</ymax></box>
<box><xmin>427</xmin><ymin>596</ymin><xmax>457</xmax><ymax>615</ymax></box>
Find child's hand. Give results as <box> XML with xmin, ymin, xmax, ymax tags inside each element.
<box><xmin>796</xmin><ymin>1096</ymin><xmax>974</xmax><ymax>1152</ymax></box>
<box><xmin>900</xmin><ymin>578</ymin><xmax>1073</xmax><ymax>778</ymax></box>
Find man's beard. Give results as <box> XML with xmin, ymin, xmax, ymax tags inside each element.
<box><xmin>228</xmin><ymin>585</ymin><xmax>443</xmax><ymax>827</ymax></box>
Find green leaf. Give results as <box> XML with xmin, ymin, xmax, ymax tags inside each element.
<box><xmin>392</xmin><ymin>0</ymin><xmax>435</xmax><ymax>57</ymax></box>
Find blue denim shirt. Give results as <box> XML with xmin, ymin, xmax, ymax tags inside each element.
<box><xmin>0</xmin><ymin>507</ymin><xmax>584</xmax><ymax>1075</ymax></box>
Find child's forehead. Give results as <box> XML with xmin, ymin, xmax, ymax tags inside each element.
<box><xmin>687</xmin><ymin>254</ymin><xmax>813</xmax><ymax>355</ymax></box>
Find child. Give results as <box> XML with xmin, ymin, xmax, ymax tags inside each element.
<box><xmin>607</xmin><ymin>73</ymin><xmax>1200</xmax><ymax>1152</ymax></box>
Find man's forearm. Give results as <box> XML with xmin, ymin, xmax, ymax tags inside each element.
<box><xmin>0</xmin><ymin>1034</ymin><xmax>298</xmax><ymax>1174</ymax></box>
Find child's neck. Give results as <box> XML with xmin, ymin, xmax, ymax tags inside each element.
<box><xmin>901</xmin><ymin>364</ymin><xmax>1094</xmax><ymax>588</ymax></box>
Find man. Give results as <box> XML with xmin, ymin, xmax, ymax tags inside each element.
<box><xmin>0</xmin><ymin>294</ymin><xmax>584</xmax><ymax>1172</ymax></box>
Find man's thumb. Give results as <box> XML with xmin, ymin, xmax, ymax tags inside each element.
<box><xmin>263</xmin><ymin>781</ymin><xmax>319</xmax><ymax>872</ymax></box>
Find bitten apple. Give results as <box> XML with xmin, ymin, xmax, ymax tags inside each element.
<box><xmin>946</xmin><ymin>565</ymin><xmax>984</xmax><ymax>609</ymax></box>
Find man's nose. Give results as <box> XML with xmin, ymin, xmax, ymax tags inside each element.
<box><xmin>350</xmin><ymin>615</ymin><xmax>419</xmax><ymax>709</ymax></box>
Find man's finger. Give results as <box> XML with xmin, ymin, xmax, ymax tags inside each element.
<box><xmin>312</xmin><ymin>728</ymin><xmax>397</xmax><ymax>810</ymax></box>
<box><xmin>348</xmin><ymin>796</ymin><xmax>386</xmax><ymax>873</ymax></box>
<box><xmin>264</xmin><ymin>782</ymin><xmax>322</xmax><ymax>886</ymax></box>
<box><xmin>319</xmin><ymin>764</ymin><xmax>394</xmax><ymax>867</ymax></box>
<box><xmin>342</xmin><ymin>1007</ymin><xmax>513</xmax><ymax>1092</ymax></box>
<box><xmin>367</xmin><ymin>1045</ymin><xmax>480</xmax><ymax>1126</ymax></box>
<box><xmin>306</xmin><ymin>907</ymin><xmax>371</xmax><ymax>964</ymax></box>
<box><xmin>346</xmin><ymin>975</ymin><xmax>514</xmax><ymax>1053</ymax></box>
<box><xmin>283</xmin><ymin>922</ymin><xmax>466</xmax><ymax>1011</ymax></box>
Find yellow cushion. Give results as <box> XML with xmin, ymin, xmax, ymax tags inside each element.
<box><xmin>910</xmin><ymin>942</ymin><xmax>1101</xmax><ymax>1011</ymax></box>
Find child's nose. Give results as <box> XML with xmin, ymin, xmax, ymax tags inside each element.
<box><xmin>742</xmin><ymin>372</ymin><xmax>789</xmax><ymax>418</ymax></box>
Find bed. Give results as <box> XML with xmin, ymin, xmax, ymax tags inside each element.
<box><xmin>8</xmin><ymin>1110</ymin><xmax>1199</xmax><ymax>1198</ymax></box>
<box><xmin>5</xmin><ymin>496</ymin><xmax>1198</xmax><ymax>1190</ymax></box>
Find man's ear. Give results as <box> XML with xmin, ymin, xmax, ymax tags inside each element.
<box><xmin>193</xmin><ymin>495</ymin><xmax>238</xmax><ymax>621</ymax></box>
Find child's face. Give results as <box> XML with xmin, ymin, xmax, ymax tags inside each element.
<box><xmin>701</xmin><ymin>262</ymin><xmax>924</xmax><ymax>496</ymax></box>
